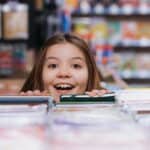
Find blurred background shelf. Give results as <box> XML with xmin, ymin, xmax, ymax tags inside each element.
<box><xmin>114</xmin><ymin>46</ymin><xmax>150</xmax><ymax>52</ymax></box>
<box><xmin>0</xmin><ymin>0</ymin><xmax>150</xmax><ymax>91</ymax></box>
<box><xmin>123</xmin><ymin>78</ymin><xmax>150</xmax><ymax>84</ymax></box>
<box><xmin>0</xmin><ymin>39</ymin><xmax>28</xmax><ymax>44</ymax></box>
<box><xmin>72</xmin><ymin>13</ymin><xmax>150</xmax><ymax>21</ymax></box>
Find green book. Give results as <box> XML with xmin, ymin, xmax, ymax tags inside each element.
<box><xmin>59</xmin><ymin>93</ymin><xmax>116</xmax><ymax>105</ymax></box>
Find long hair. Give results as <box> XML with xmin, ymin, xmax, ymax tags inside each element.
<box><xmin>21</xmin><ymin>33</ymin><xmax>103</xmax><ymax>92</ymax></box>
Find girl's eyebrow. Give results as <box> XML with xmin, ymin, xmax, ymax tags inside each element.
<box><xmin>46</xmin><ymin>56</ymin><xmax>58</xmax><ymax>60</ymax></box>
<box><xmin>46</xmin><ymin>56</ymin><xmax>85</xmax><ymax>61</ymax></box>
<box><xmin>71</xmin><ymin>57</ymin><xmax>86</xmax><ymax>62</ymax></box>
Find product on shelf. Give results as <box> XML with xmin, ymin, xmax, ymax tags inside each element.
<box><xmin>2</xmin><ymin>1</ymin><xmax>29</xmax><ymax>39</ymax></box>
<box><xmin>108</xmin><ymin>21</ymin><xmax>121</xmax><ymax>45</ymax></box>
<box><xmin>13</xmin><ymin>44</ymin><xmax>27</xmax><ymax>73</ymax></box>
<box><xmin>91</xmin><ymin>18</ymin><xmax>108</xmax><ymax>43</ymax></box>
<box><xmin>107</xmin><ymin>2</ymin><xmax>120</xmax><ymax>14</ymax></box>
<box><xmin>93</xmin><ymin>2</ymin><xmax>105</xmax><ymax>14</ymax></box>
<box><xmin>113</xmin><ymin>51</ymin><xmax>137</xmax><ymax>78</ymax></box>
<box><xmin>73</xmin><ymin>17</ymin><xmax>91</xmax><ymax>42</ymax></box>
<box><xmin>119</xmin><ymin>0</ymin><xmax>139</xmax><ymax>14</ymax></box>
<box><xmin>79</xmin><ymin>0</ymin><xmax>91</xmax><ymax>14</ymax></box>
<box><xmin>95</xmin><ymin>44</ymin><xmax>113</xmax><ymax>66</ymax></box>
<box><xmin>138</xmin><ymin>0</ymin><xmax>150</xmax><ymax>14</ymax></box>
<box><xmin>137</xmin><ymin>22</ymin><xmax>150</xmax><ymax>46</ymax></box>
<box><xmin>60</xmin><ymin>9</ymin><xmax>72</xmax><ymax>33</ymax></box>
<box><xmin>121</xmin><ymin>21</ymin><xmax>139</xmax><ymax>46</ymax></box>
<box><xmin>113</xmin><ymin>52</ymin><xmax>150</xmax><ymax>79</ymax></box>
<box><xmin>0</xmin><ymin>44</ymin><xmax>13</xmax><ymax>76</ymax></box>
<box><xmin>0</xmin><ymin>43</ymin><xmax>33</xmax><ymax>78</ymax></box>
<box><xmin>63</xmin><ymin>0</ymin><xmax>79</xmax><ymax>12</ymax></box>
<box><xmin>35</xmin><ymin>0</ymin><xmax>43</xmax><ymax>10</ymax></box>
<box><xmin>135</xmin><ymin>53</ymin><xmax>150</xmax><ymax>78</ymax></box>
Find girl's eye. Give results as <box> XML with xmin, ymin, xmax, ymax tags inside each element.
<box><xmin>73</xmin><ymin>64</ymin><xmax>82</xmax><ymax>69</ymax></box>
<box><xmin>48</xmin><ymin>64</ymin><xmax>57</xmax><ymax>69</ymax></box>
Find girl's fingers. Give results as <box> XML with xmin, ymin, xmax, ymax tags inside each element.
<box><xmin>26</xmin><ymin>90</ymin><xmax>34</xmax><ymax>96</ymax></box>
<box><xmin>42</xmin><ymin>90</ymin><xmax>50</xmax><ymax>95</ymax></box>
<box><xmin>20</xmin><ymin>92</ymin><xmax>25</xmax><ymax>96</ymax></box>
<box><xmin>19</xmin><ymin>90</ymin><xmax>49</xmax><ymax>96</ymax></box>
<box><xmin>33</xmin><ymin>90</ymin><xmax>41</xmax><ymax>96</ymax></box>
<box><xmin>85</xmin><ymin>89</ymin><xmax>110</xmax><ymax>97</ymax></box>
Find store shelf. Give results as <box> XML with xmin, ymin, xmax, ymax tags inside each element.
<box><xmin>114</xmin><ymin>46</ymin><xmax>150</xmax><ymax>52</ymax></box>
<box><xmin>123</xmin><ymin>78</ymin><xmax>150</xmax><ymax>85</ymax></box>
<box><xmin>72</xmin><ymin>13</ymin><xmax>150</xmax><ymax>21</ymax></box>
<box><xmin>0</xmin><ymin>39</ymin><xmax>28</xmax><ymax>44</ymax></box>
<box><xmin>0</xmin><ymin>71</ymin><xmax>29</xmax><ymax>79</ymax></box>
<box><xmin>72</xmin><ymin>9</ymin><xmax>150</xmax><ymax>86</ymax></box>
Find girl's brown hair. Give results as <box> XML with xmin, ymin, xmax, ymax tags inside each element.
<box><xmin>21</xmin><ymin>33</ymin><xmax>103</xmax><ymax>92</ymax></box>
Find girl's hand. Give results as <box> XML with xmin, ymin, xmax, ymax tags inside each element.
<box><xmin>85</xmin><ymin>89</ymin><xmax>110</xmax><ymax>97</ymax></box>
<box><xmin>19</xmin><ymin>90</ymin><xmax>60</xmax><ymax>102</ymax></box>
<box><xmin>19</xmin><ymin>90</ymin><xmax>49</xmax><ymax>96</ymax></box>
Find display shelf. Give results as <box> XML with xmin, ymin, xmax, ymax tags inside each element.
<box><xmin>0</xmin><ymin>72</ymin><xmax>29</xmax><ymax>79</ymax></box>
<box><xmin>72</xmin><ymin>13</ymin><xmax>150</xmax><ymax>21</ymax></box>
<box><xmin>114</xmin><ymin>46</ymin><xmax>150</xmax><ymax>52</ymax></box>
<box><xmin>72</xmin><ymin>10</ymin><xmax>150</xmax><ymax>85</ymax></box>
<box><xmin>0</xmin><ymin>0</ymin><xmax>35</xmax><ymax>82</ymax></box>
<box><xmin>0</xmin><ymin>39</ymin><xmax>28</xmax><ymax>44</ymax></box>
<box><xmin>123</xmin><ymin>78</ymin><xmax>150</xmax><ymax>85</ymax></box>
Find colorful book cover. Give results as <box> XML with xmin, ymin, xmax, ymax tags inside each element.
<box><xmin>73</xmin><ymin>18</ymin><xmax>91</xmax><ymax>42</ymax></box>
<box><xmin>108</xmin><ymin>21</ymin><xmax>121</xmax><ymax>45</ymax></box>
<box><xmin>121</xmin><ymin>21</ymin><xmax>139</xmax><ymax>46</ymax></box>
<box><xmin>137</xmin><ymin>22</ymin><xmax>150</xmax><ymax>41</ymax></box>
<box><xmin>91</xmin><ymin>18</ymin><xmax>108</xmax><ymax>43</ymax></box>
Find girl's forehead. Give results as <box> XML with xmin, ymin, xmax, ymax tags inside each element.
<box><xmin>46</xmin><ymin>43</ymin><xmax>85</xmax><ymax>57</ymax></box>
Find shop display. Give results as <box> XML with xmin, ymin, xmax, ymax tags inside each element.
<box><xmin>73</xmin><ymin>18</ymin><xmax>150</xmax><ymax>46</ymax></box>
<box><xmin>71</xmin><ymin>0</ymin><xmax>150</xmax><ymax>86</ymax></box>
<box><xmin>0</xmin><ymin>90</ymin><xmax>150</xmax><ymax>149</ymax></box>
<box><xmin>0</xmin><ymin>44</ymin><xmax>29</xmax><ymax>77</ymax></box>
<box><xmin>0</xmin><ymin>0</ymin><xmax>150</xmax><ymax>149</ymax></box>
<box><xmin>49</xmin><ymin>90</ymin><xmax>150</xmax><ymax>150</ymax></box>
<box><xmin>0</xmin><ymin>0</ymin><xmax>149</xmax><ymax>86</ymax></box>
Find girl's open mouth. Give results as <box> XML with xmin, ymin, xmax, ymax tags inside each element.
<box><xmin>54</xmin><ymin>84</ymin><xmax>75</xmax><ymax>91</ymax></box>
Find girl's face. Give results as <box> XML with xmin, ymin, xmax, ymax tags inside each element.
<box><xmin>42</xmin><ymin>43</ymin><xmax>88</xmax><ymax>102</ymax></box>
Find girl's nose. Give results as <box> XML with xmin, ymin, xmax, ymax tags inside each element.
<box><xmin>57</xmin><ymin>65</ymin><xmax>71</xmax><ymax>78</ymax></box>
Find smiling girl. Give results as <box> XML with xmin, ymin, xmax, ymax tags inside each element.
<box><xmin>20</xmin><ymin>33</ymin><xmax>109</xmax><ymax>102</ymax></box>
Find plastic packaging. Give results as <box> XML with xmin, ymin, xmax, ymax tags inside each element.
<box><xmin>0</xmin><ymin>98</ymin><xmax>51</xmax><ymax>150</ymax></box>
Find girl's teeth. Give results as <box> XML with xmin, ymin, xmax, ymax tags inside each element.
<box><xmin>55</xmin><ymin>84</ymin><xmax>73</xmax><ymax>90</ymax></box>
<box><xmin>57</xmin><ymin>84</ymin><xmax>71</xmax><ymax>88</ymax></box>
